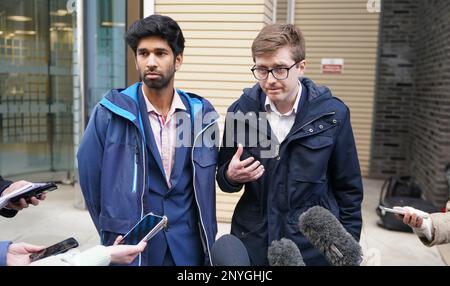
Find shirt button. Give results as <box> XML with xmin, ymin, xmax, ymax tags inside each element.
<box><xmin>309</xmin><ymin>128</ymin><xmax>314</xmax><ymax>133</ymax></box>
<box><xmin>333</xmin><ymin>119</ymin><xmax>337</xmax><ymax>124</ymax></box>
<box><xmin>319</xmin><ymin>125</ymin><xmax>324</xmax><ymax>129</ymax></box>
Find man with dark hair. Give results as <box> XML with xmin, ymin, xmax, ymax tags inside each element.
<box><xmin>216</xmin><ymin>24</ymin><xmax>363</xmax><ymax>265</ymax></box>
<box><xmin>77</xmin><ymin>15</ymin><xmax>219</xmax><ymax>266</ymax></box>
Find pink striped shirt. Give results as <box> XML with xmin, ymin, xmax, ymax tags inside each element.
<box><xmin>142</xmin><ymin>88</ymin><xmax>186</xmax><ymax>187</ymax></box>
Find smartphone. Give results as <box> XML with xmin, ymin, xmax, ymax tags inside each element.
<box><xmin>29</xmin><ymin>237</ymin><xmax>79</xmax><ymax>262</ymax></box>
<box><xmin>122</xmin><ymin>213</ymin><xmax>168</xmax><ymax>245</ymax></box>
<box><xmin>10</xmin><ymin>182</ymin><xmax>57</xmax><ymax>204</ymax></box>
<box><xmin>378</xmin><ymin>206</ymin><xmax>429</xmax><ymax>218</ymax></box>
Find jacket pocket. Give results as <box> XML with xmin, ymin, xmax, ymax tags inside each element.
<box><xmin>287</xmin><ymin>202</ymin><xmax>319</xmax><ymax>225</ymax></box>
<box><xmin>193</xmin><ymin>146</ymin><xmax>218</xmax><ymax>167</ymax></box>
<box><xmin>232</xmin><ymin>213</ymin><xmax>266</xmax><ymax>238</ymax></box>
<box><xmin>104</xmin><ymin>141</ymin><xmax>140</xmax><ymax>194</ymax></box>
<box><xmin>291</xmin><ymin>135</ymin><xmax>334</xmax><ymax>183</ymax></box>
<box><xmin>298</xmin><ymin>134</ymin><xmax>333</xmax><ymax>150</ymax></box>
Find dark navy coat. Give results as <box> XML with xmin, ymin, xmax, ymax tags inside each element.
<box><xmin>217</xmin><ymin>77</ymin><xmax>363</xmax><ymax>266</ymax></box>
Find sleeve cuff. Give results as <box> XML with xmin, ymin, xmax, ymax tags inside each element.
<box><xmin>218</xmin><ymin>162</ymin><xmax>243</xmax><ymax>193</ymax></box>
<box><xmin>0</xmin><ymin>208</ymin><xmax>18</xmax><ymax>218</ymax></box>
<box><xmin>0</xmin><ymin>241</ymin><xmax>13</xmax><ymax>266</ymax></box>
<box><xmin>72</xmin><ymin>245</ymin><xmax>111</xmax><ymax>266</ymax></box>
<box><xmin>413</xmin><ymin>217</ymin><xmax>433</xmax><ymax>242</ymax></box>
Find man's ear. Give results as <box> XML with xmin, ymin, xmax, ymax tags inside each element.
<box><xmin>298</xmin><ymin>60</ymin><xmax>306</xmax><ymax>75</ymax></box>
<box><xmin>299</xmin><ymin>60</ymin><xmax>306</xmax><ymax>70</ymax></box>
<box><xmin>175</xmin><ymin>53</ymin><xmax>183</xmax><ymax>71</ymax></box>
<box><xmin>134</xmin><ymin>58</ymin><xmax>139</xmax><ymax>71</ymax></box>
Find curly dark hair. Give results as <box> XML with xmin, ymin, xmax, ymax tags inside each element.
<box><xmin>125</xmin><ymin>14</ymin><xmax>185</xmax><ymax>56</ymax></box>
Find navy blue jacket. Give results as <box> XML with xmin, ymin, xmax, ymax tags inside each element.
<box><xmin>216</xmin><ymin>77</ymin><xmax>363</xmax><ymax>266</ymax></box>
<box><xmin>77</xmin><ymin>83</ymin><xmax>219</xmax><ymax>266</ymax></box>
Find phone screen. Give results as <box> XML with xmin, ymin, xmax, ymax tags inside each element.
<box><xmin>122</xmin><ymin>213</ymin><xmax>167</xmax><ymax>245</ymax></box>
<box><xmin>29</xmin><ymin>237</ymin><xmax>79</xmax><ymax>262</ymax></box>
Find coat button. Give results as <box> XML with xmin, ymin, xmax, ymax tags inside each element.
<box><xmin>319</xmin><ymin>125</ymin><xmax>324</xmax><ymax>129</ymax></box>
<box><xmin>332</xmin><ymin>119</ymin><xmax>337</xmax><ymax>124</ymax></box>
<box><xmin>277</xmin><ymin>156</ymin><xmax>281</xmax><ymax>160</ymax></box>
<box><xmin>309</xmin><ymin>128</ymin><xmax>314</xmax><ymax>133</ymax></box>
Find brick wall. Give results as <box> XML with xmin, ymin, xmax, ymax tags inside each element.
<box><xmin>409</xmin><ymin>0</ymin><xmax>450</xmax><ymax>205</ymax></box>
<box><xmin>371</xmin><ymin>0</ymin><xmax>450</xmax><ymax>206</ymax></box>
<box><xmin>370</xmin><ymin>0</ymin><xmax>418</xmax><ymax>177</ymax></box>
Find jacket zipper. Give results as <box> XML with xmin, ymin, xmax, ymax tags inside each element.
<box><xmin>132</xmin><ymin>145</ymin><xmax>138</xmax><ymax>193</ymax></box>
<box><xmin>191</xmin><ymin>119</ymin><xmax>218</xmax><ymax>266</ymax></box>
<box><xmin>138</xmin><ymin>135</ymin><xmax>146</xmax><ymax>266</ymax></box>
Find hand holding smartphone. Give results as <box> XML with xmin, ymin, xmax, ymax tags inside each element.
<box><xmin>379</xmin><ymin>206</ymin><xmax>429</xmax><ymax>218</ymax></box>
<box><xmin>10</xmin><ymin>182</ymin><xmax>57</xmax><ymax>204</ymax></box>
<box><xmin>122</xmin><ymin>213</ymin><xmax>168</xmax><ymax>245</ymax></box>
<box><xmin>0</xmin><ymin>182</ymin><xmax>57</xmax><ymax>209</ymax></box>
<box><xmin>29</xmin><ymin>237</ymin><xmax>79</xmax><ymax>262</ymax></box>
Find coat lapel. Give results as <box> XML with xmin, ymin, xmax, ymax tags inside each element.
<box><xmin>169</xmin><ymin>145</ymin><xmax>189</xmax><ymax>190</ymax></box>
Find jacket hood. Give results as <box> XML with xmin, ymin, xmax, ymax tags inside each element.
<box><xmin>100</xmin><ymin>82</ymin><xmax>219</xmax><ymax>125</ymax></box>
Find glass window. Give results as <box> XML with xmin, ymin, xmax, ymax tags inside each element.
<box><xmin>0</xmin><ymin>0</ymin><xmax>126</xmax><ymax>178</ymax></box>
<box><xmin>85</xmin><ymin>0</ymin><xmax>126</xmax><ymax>116</ymax></box>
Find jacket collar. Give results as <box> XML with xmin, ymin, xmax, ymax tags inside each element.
<box><xmin>99</xmin><ymin>82</ymin><xmax>218</xmax><ymax>138</ymax></box>
<box><xmin>233</xmin><ymin>77</ymin><xmax>336</xmax><ymax>143</ymax></box>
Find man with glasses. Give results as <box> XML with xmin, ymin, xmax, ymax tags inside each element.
<box><xmin>216</xmin><ymin>24</ymin><xmax>363</xmax><ymax>265</ymax></box>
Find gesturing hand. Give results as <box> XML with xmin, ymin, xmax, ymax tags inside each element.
<box><xmin>225</xmin><ymin>144</ymin><xmax>265</xmax><ymax>185</ymax></box>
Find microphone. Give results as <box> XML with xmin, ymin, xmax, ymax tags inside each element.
<box><xmin>298</xmin><ymin>206</ymin><xmax>363</xmax><ymax>266</ymax></box>
<box><xmin>211</xmin><ymin>234</ymin><xmax>251</xmax><ymax>266</ymax></box>
<box><xmin>268</xmin><ymin>238</ymin><xmax>305</xmax><ymax>266</ymax></box>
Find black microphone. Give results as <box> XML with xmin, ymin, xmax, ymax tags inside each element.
<box><xmin>298</xmin><ymin>206</ymin><xmax>363</xmax><ymax>266</ymax></box>
<box><xmin>268</xmin><ymin>238</ymin><xmax>305</xmax><ymax>266</ymax></box>
<box><xmin>211</xmin><ymin>234</ymin><xmax>251</xmax><ymax>266</ymax></box>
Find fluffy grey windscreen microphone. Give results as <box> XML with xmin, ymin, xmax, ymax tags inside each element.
<box><xmin>267</xmin><ymin>238</ymin><xmax>305</xmax><ymax>266</ymax></box>
<box><xmin>298</xmin><ymin>206</ymin><xmax>363</xmax><ymax>266</ymax></box>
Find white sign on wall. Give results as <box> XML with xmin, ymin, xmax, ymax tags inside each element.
<box><xmin>367</xmin><ymin>0</ymin><xmax>381</xmax><ymax>13</ymax></box>
<box><xmin>321</xmin><ymin>58</ymin><xmax>344</xmax><ymax>74</ymax></box>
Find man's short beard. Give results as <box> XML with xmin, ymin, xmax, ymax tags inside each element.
<box><xmin>142</xmin><ymin>69</ymin><xmax>175</xmax><ymax>90</ymax></box>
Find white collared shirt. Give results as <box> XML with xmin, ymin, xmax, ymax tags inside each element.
<box><xmin>264</xmin><ymin>82</ymin><xmax>302</xmax><ymax>143</ymax></box>
<box><xmin>142</xmin><ymin>87</ymin><xmax>186</xmax><ymax>187</ymax></box>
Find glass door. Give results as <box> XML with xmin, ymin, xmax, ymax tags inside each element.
<box><xmin>0</xmin><ymin>0</ymin><xmax>76</xmax><ymax>178</ymax></box>
<box><xmin>0</xmin><ymin>0</ymin><xmax>128</xmax><ymax>179</ymax></box>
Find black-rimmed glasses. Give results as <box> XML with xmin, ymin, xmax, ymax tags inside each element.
<box><xmin>251</xmin><ymin>61</ymin><xmax>299</xmax><ymax>80</ymax></box>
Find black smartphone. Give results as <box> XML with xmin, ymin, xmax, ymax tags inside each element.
<box><xmin>29</xmin><ymin>237</ymin><xmax>79</xmax><ymax>262</ymax></box>
<box><xmin>122</xmin><ymin>213</ymin><xmax>168</xmax><ymax>245</ymax></box>
<box><xmin>10</xmin><ymin>182</ymin><xmax>57</xmax><ymax>204</ymax></box>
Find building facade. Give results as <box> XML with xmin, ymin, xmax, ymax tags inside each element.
<box><xmin>1</xmin><ymin>0</ymin><xmax>448</xmax><ymax>222</ymax></box>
